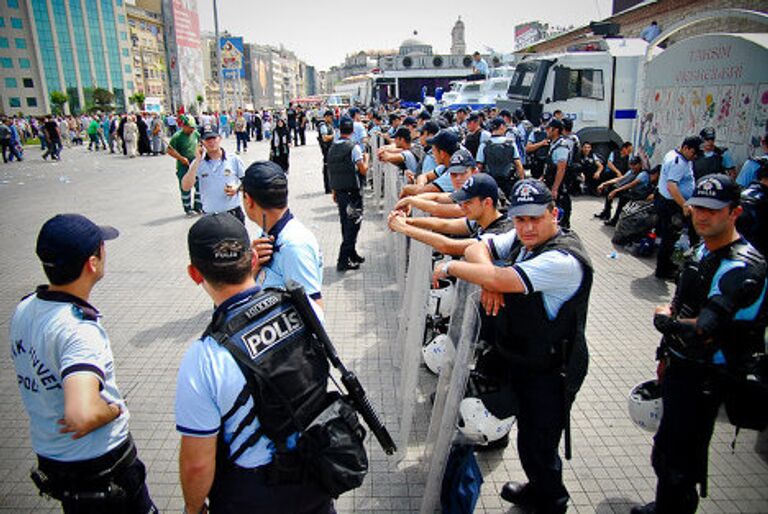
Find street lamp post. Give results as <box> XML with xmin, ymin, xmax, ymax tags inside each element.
<box><xmin>213</xmin><ymin>0</ymin><xmax>224</xmax><ymax>113</ymax></box>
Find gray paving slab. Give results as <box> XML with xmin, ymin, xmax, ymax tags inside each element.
<box><xmin>0</xmin><ymin>134</ymin><xmax>766</xmax><ymax>513</ymax></box>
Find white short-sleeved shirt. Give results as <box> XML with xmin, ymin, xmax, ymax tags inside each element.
<box><xmin>258</xmin><ymin>211</ymin><xmax>324</xmax><ymax>300</ymax></box>
<box><xmin>352</xmin><ymin>121</ymin><xmax>368</xmax><ymax>146</ymax></box>
<box><xmin>10</xmin><ymin>288</ymin><xmax>129</xmax><ymax>461</ymax></box>
<box><xmin>486</xmin><ymin>230</ymin><xmax>583</xmax><ymax>319</ymax></box>
<box><xmin>658</xmin><ymin>149</ymin><xmax>694</xmax><ymax>200</ymax></box>
<box><xmin>192</xmin><ymin>150</ymin><xmax>246</xmax><ymax>214</ymax></box>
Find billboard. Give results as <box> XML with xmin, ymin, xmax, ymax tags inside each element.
<box><xmin>220</xmin><ymin>37</ymin><xmax>245</xmax><ymax>79</ymax></box>
<box><xmin>515</xmin><ymin>22</ymin><xmax>544</xmax><ymax>50</ymax></box>
<box><xmin>163</xmin><ymin>0</ymin><xmax>205</xmax><ymax>111</ymax></box>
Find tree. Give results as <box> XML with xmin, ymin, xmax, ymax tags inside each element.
<box><xmin>129</xmin><ymin>92</ymin><xmax>146</xmax><ymax>110</ymax></box>
<box><xmin>92</xmin><ymin>88</ymin><xmax>114</xmax><ymax>112</ymax></box>
<box><xmin>49</xmin><ymin>91</ymin><xmax>68</xmax><ymax>115</ymax></box>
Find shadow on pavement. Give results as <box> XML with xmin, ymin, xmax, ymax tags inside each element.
<box><xmin>143</xmin><ymin>214</ymin><xmax>187</xmax><ymax>227</ymax></box>
<box><xmin>595</xmin><ymin>497</ymin><xmax>637</xmax><ymax>513</ymax></box>
<box><xmin>127</xmin><ymin>309</ymin><xmax>209</xmax><ymax>347</ymax></box>
<box><xmin>630</xmin><ymin>274</ymin><xmax>671</xmax><ymax>304</ymax></box>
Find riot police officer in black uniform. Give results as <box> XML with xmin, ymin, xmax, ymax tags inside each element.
<box><xmin>633</xmin><ymin>174</ymin><xmax>768</xmax><ymax>514</ymax></box>
<box><xmin>543</xmin><ymin>119</ymin><xmax>573</xmax><ymax>228</ymax></box>
<box><xmin>327</xmin><ymin>117</ymin><xmax>369</xmax><ymax>271</ymax></box>
<box><xmin>317</xmin><ymin>110</ymin><xmax>335</xmax><ymax>194</ymax></box>
<box><xmin>433</xmin><ymin>179</ymin><xmax>593</xmax><ymax>514</ymax></box>
<box><xmin>693</xmin><ymin>127</ymin><xmax>735</xmax><ymax>180</ymax></box>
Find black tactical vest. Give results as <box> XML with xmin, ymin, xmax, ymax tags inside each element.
<box><xmin>327</xmin><ymin>140</ymin><xmax>360</xmax><ymax>191</ymax></box>
<box><xmin>484</xmin><ymin>139</ymin><xmax>516</xmax><ymax>180</ymax></box>
<box><xmin>693</xmin><ymin>147</ymin><xmax>726</xmax><ymax>180</ymax></box>
<box><xmin>492</xmin><ymin>230</ymin><xmax>593</xmax><ymax>394</ymax></box>
<box><xmin>204</xmin><ymin>288</ymin><xmax>330</xmax><ymax>465</ymax></box>
<box><xmin>464</xmin><ymin>130</ymin><xmax>482</xmax><ymax>158</ymax></box>
<box><xmin>544</xmin><ymin>137</ymin><xmax>569</xmax><ymax>192</ymax></box>
<box><xmin>317</xmin><ymin>122</ymin><xmax>333</xmax><ymax>153</ymax></box>
<box><xmin>673</xmin><ymin>239</ymin><xmax>767</xmax><ymax>366</ymax></box>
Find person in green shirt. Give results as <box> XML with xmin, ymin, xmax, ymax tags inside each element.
<box><xmin>166</xmin><ymin>115</ymin><xmax>203</xmax><ymax>215</ymax></box>
<box><xmin>87</xmin><ymin>117</ymin><xmax>101</xmax><ymax>151</ymax></box>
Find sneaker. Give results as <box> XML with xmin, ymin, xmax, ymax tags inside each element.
<box><xmin>593</xmin><ymin>211</ymin><xmax>609</xmax><ymax>219</ymax></box>
<box><xmin>185</xmin><ymin>210</ymin><xmax>196</xmax><ymax>217</ymax></box>
<box><xmin>336</xmin><ymin>258</ymin><xmax>360</xmax><ymax>272</ymax></box>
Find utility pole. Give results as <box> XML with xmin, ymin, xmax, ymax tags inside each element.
<box><xmin>213</xmin><ymin>0</ymin><xmax>224</xmax><ymax>112</ymax></box>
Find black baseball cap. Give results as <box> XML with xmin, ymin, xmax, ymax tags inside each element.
<box><xmin>700</xmin><ymin>127</ymin><xmax>716</xmax><ymax>141</ymax></box>
<box><xmin>489</xmin><ymin>117</ymin><xmax>506</xmax><ymax>131</ymax></box>
<box><xmin>242</xmin><ymin>160</ymin><xmax>287</xmax><ymax>196</ymax></box>
<box><xmin>36</xmin><ymin>214</ymin><xmax>119</xmax><ymax>273</ymax></box>
<box><xmin>499</xmin><ymin>109</ymin><xmax>512</xmax><ymax>119</ymax></box>
<box><xmin>547</xmin><ymin>119</ymin><xmax>564</xmax><ymax>131</ymax></box>
<box><xmin>467</xmin><ymin>111</ymin><xmax>480</xmax><ymax>122</ymax></box>
<box><xmin>402</xmin><ymin>116</ymin><xmax>417</xmax><ymax>127</ymax></box>
<box><xmin>417</xmin><ymin>111</ymin><xmax>432</xmax><ymax>121</ymax></box>
<box><xmin>348</xmin><ymin>107</ymin><xmax>361</xmax><ymax>117</ymax></box>
<box><xmin>323</xmin><ymin>110</ymin><xmax>334</xmax><ymax>117</ymax></box>
<box><xmin>446</xmin><ymin>148</ymin><xmax>476</xmax><ymax>174</ymax></box>
<box><xmin>201</xmin><ymin>125</ymin><xmax>219</xmax><ymax>139</ymax></box>
<box><xmin>686</xmin><ymin>174</ymin><xmax>740</xmax><ymax>210</ymax></box>
<box><xmin>629</xmin><ymin>155</ymin><xmax>642</xmax><ymax>166</ymax></box>
<box><xmin>426</xmin><ymin>129</ymin><xmax>459</xmax><ymax>154</ymax></box>
<box><xmin>450</xmin><ymin>173</ymin><xmax>498</xmax><ymax>204</ymax></box>
<box><xmin>188</xmin><ymin>213</ymin><xmax>250</xmax><ymax>266</ymax></box>
<box><xmin>419</xmin><ymin>120</ymin><xmax>440</xmax><ymax>135</ymax></box>
<box><xmin>393</xmin><ymin>126</ymin><xmax>411</xmax><ymax>142</ymax></box>
<box><xmin>507</xmin><ymin>179</ymin><xmax>554</xmax><ymax>217</ymax></box>
<box><xmin>339</xmin><ymin>116</ymin><xmax>354</xmax><ymax>133</ymax></box>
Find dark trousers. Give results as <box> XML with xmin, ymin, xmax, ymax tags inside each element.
<box><xmin>651</xmin><ymin>361</ymin><xmax>722</xmax><ymax>514</ymax></box>
<box><xmin>209</xmin><ymin>465</ymin><xmax>334</xmax><ymax>514</ymax></box>
<box><xmin>236</xmin><ymin>131</ymin><xmax>248</xmax><ymax>152</ymax></box>
<box><xmin>37</xmin><ymin>436</ymin><xmax>157</xmax><ymax>514</ymax></box>
<box><xmin>297</xmin><ymin>127</ymin><xmax>306</xmax><ymax>145</ymax></box>
<box><xmin>321</xmin><ymin>149</ymin><xmax>331</xmax><ymax>194</ymax></box>
<box><xmin>335</xmin><ymin>189</ymin><xmax>363</xmax><ymax>264</ymax></box>
<box><xmin>493</xmin><ymin>174</ymin><xmax>515</xmax><ymax>200</ymax></box>
<box><xmin>654</xmin><ymin>196</ymin><xmax>683</xmax><ymax>275</ymax></box>
<box><xmin>556</xmin><ymin>191</ymin><xmax>571</xmax><ymax>229</ymax></box>
<box><xmin>1</xmin><ymin>140</ymin><xmax>22</xmax><ymax>162</ymax></box>
<box><xmin>512</xmin><ymin>371</ymin><xmax>569</xmax><ymax>504</ymax></box>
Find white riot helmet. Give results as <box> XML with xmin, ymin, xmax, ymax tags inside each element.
<box><xmin>628</xmin><ymin>379</ymin><xmax>663</xmax><ymax>432</ymax></box>
<box><xmin>428</xmin><ymin>278</ymin><xmax>455</xmax><ymax>317</ymax></box>
<box><xmin>457</xmin><ymin>397</ymin><xmax>516</xmax><ymax>444</ymax></box>
<box><xmin>422</xmin><ymin>334</ymin><xmax>455</xmax><ymax>375</ymax></box>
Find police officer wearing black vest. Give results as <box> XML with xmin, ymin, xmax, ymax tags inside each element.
<box><xmin>633</xmin><ymin>174</ymin><xmax>767</xmax><ymax>514</ymax></box>
<box><xmin>327</xmin><ymin>116</ymin><xmax>369</xmax><ymax>271</ymax></box>
<box><xmin>317</xmin><ymin>110</ymin><xmax>335</xmax><ymax>194</ymax></box>
<box><xmin>433</xmin><ymin>179</ymin><xmax>593</xmax><ymax>514</ymax></box>
<box><xmin>693</xmin><ymin>127</ymin><xmax>736</xmax><ymax>180</ymax></box>
<box><xmin>543</xmin><ymin>119</ymin><xmax>574</xmax><ymax>228</ymax></box>
<box><xmin>177</xmin><ymin>213</ymin><xmax>337</xmax><ymax>514</ymax></box>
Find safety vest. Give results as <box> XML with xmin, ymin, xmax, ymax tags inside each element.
<box><xmin>693</xmin><ymin>147</ymin><xmax>727</xmax><ymax>180</ymax></box>
<box><xmin>327</xmin><ymin>139</ymin><xmax>360</xmax><ymax>191</ymax></box>
<box><xmin>492</xmin><ymin>230</ymin><xmax>593</xmax><ymax>394</ymax></box>
<box><xmin>484</xmin><ymin>139</ymin><xmax>517</xmax><ymax>180</ymax></box>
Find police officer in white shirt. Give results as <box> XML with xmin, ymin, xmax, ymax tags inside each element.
<box><xmin>182</xmin><ymin>126</ymin><xmax>247</xmax><ymax>223</ymax></box>
<box><xmin>11</xmin><ymin>214</ymin><xmax>157</xmax><ymax>514</ymax></box>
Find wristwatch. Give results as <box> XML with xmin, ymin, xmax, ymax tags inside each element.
<box><xmin>442</xmin><ymin>261</ymin><xmax>452</xmax><ymax>278</ymax></box>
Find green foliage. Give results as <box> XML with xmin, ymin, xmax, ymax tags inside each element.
<box><xmin>129</xmin><ymin>92</ymin><xmax>146</xmax><ymax>109</ymax></box>
<box><xmin>92</xmin><ymin>87</ymin><xmax>114</xmax><ymax>112</ymax></box>
<box><xmin>49</xmin><ymin>90</ymin><xmax>68</xmax><ymax>114</ymax></box>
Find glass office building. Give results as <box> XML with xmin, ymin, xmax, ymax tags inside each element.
<box><xmin>0</xmin><ymin>0</ymin><xmax>134</xmax><ymax>114</ymax></box>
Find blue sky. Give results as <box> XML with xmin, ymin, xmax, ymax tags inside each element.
<box><xmin>198</xmin><ymin>0</ymin><xmax>616</xmax><ymax>70</ymax></box>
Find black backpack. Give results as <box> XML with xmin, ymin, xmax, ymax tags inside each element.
<box><xmin>484</xmin><ymin>139</ymin><xmax>517</xmax><ymax>179</ymax></box>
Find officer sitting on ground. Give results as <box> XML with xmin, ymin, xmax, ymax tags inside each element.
<box><xmin>433</xmin><ymin>179</ymin><xmax>593</xmax><ymax>514</ymax></box>
<box><xmin>693</xmin><ymin>127</ymin><xmax>735</xmax><ymax>180</ymax></box>
<box><xmin>11</xmin><ymin>214</ymin><xmax>157</xmax><ymax>514</ymax></box>
<box><xmin>177</xmin><ymin>213</ymin><xmax>335</xmax><ymax>514</ymax></box>
<box><xmin>633</xmin><ymin>174</ymin><xmax>767</xmax><ymax>514</ymax></box>
<box><xmin>388</xmin><ymin>173</ymin><xmax>511</xmax><ymax>256</ymax></box>
<box><xmin>476</xmin><ymin>117</ymin><xmax>525</xmax><ymax>198</ymax></box>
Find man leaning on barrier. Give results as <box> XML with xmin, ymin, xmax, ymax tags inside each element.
<box><xmin>433</xmin><ymin>179</ymin><xmax>593</xmax><ymax>514</ymax></box>
<box><xmin>388</xmin><ymin>173</ymin><xmax>511</xmax><ymax>256</ymax></box>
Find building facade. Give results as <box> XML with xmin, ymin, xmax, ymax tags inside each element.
<box><xmin>126</xmin><ymin>0</ymin><xmax>170</xmax><ymax>112</ymax></box>
<box><xmin>162</xmin><ymin>0</ymin><xmax>204</xmax><ymax>113</ymax></box>
<box><xmin>0</xmin><ymin>0</ymin><xmax>135</xmax><ymax>115</ymax></box>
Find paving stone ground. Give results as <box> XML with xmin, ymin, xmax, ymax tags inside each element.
<box><xmin>0</xmin><ymin>134</ymin><xmax>766</xmax><ymax>513</ymax></box>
